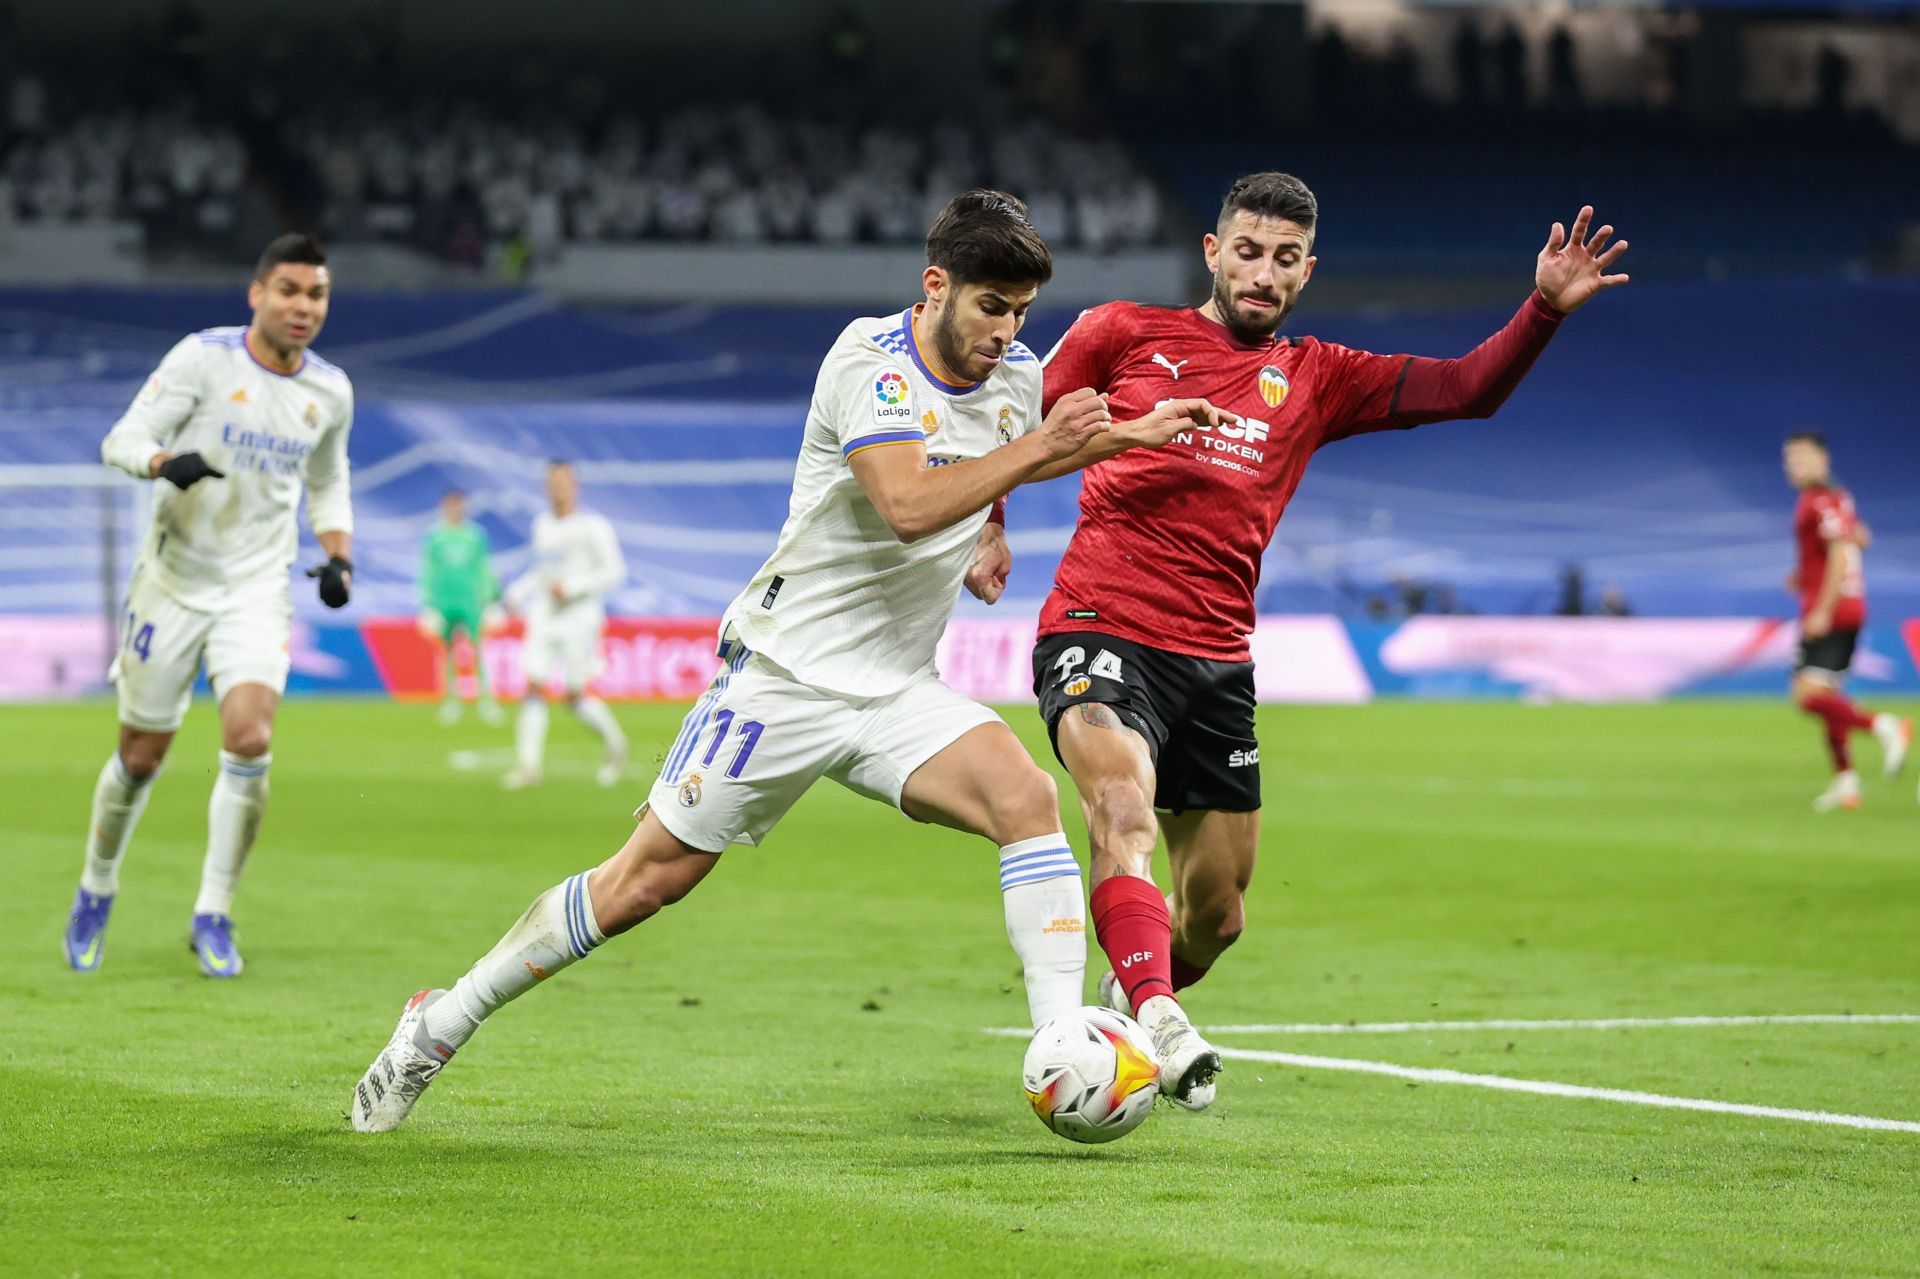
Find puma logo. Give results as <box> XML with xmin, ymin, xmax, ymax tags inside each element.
<box><xmin>1151</xmin><ymin>353</ymin><xmax>1188</xmax><ymax>379</ymax></box>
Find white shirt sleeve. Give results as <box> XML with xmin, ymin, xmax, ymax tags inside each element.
<box><xmin>304</xmin><ymin>384</ymin><xmax>354</xmax><ymax>536</ymax></box>
<box><xmin>829</xmin><ymin>347</ymin><xmax>921</xmax><ymax>459</ymax></box>
<box><xmin>102</xmin><ymin>336</ymin><xmax>203</xmax><ymax>478</ymax></box>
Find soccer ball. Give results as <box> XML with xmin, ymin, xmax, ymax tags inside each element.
<box><xmin>1022</xmin><ymin>1006</ymin><xmax>1160</xmax><ymax>1144</ymax></box>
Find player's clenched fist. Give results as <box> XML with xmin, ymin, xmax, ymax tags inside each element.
<box><xmin>1035</xmin><ymin>388</ymin><xmax>1111</xmax><ymax>459</ymax></box>
<box><xmin>1122</xmin><ymin>398</ymin><xmax>1240</xmax><ymax>449</ymax></box>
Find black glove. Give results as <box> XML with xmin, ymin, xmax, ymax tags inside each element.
<box><xmin>306</xmin><ymin>556</ymin><xmax>353</xmax><ymax>609</ymax></box>
<box><xmin>157</xmin><ymin>452</ymin><xmax>226</xmax><ymax>490</ymax></box>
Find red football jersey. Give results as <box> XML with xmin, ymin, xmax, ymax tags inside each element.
<box><xmin>1039</xmin><ymin>295</ymin><xmax>1562</xmax><ymax>660</ymax></box>
<box><xmin>1793</xmin><ymin>484</ymin><xmax>1867</xmax><ymax>628</ymax></box>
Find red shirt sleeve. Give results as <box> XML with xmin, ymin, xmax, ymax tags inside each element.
<box><xmin>1041</xmin><ymin>302</ymin><xmax>1134</xmax><ymax>416</ymax></box>
<box><xmin>1320</xmin><ymin>292</ymin><xmax>1565</xmax><ymax>444</ymax></box>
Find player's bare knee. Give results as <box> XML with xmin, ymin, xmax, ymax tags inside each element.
<box><xmin>224</xmin><ymin>722</ymin><xmax>273</xmax><ymax>758</ymax></box>
<box><xmin>119</xmin><ymin>744</ymin><xmax>165</xmax><ymax>779</ymax></box>
<box><xmin>116</xmin><ymin>728</ymin><xmax>170</xmax><ymax>778</ymax></box>
<box><xmin>1205</xmin><ymin>895</ymin><xmax>1247</xmax><ymax>949</ymax></box>
<box><xmin>991</xmin><ymin>765</ymin><xmax>1061</xmax><ymax>844</ymax></box>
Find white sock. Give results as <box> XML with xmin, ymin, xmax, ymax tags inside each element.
<box><xmin>194</xmin><ymin>751</ymin><xmax>270</xmax><ymax>916</ymax></box>
<box><xmin>572</xmin><ymin>696</ymin><xmax>627</xmax><ymax>753</ymax></box>
<box><xmin>515</xmin><ymin>698</ymin><xmax>550</xmax><ymax>772</ymax></box>
<box><xmin>998</xmin><ymin>834</ymin><xmax>1087</xmax><ymax>1027</ymax></box>
<box><xmin>81</xmin><ymin>753</ymin><xmax>157</xmax><ymax>896</ymax></box>
<box><xmin>427</xmin><ymin>871</ymin><xmax>604</xmax><ymax>1048</ymax></box>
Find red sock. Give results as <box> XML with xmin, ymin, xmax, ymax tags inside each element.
<box><xmin>1170</xmin><ymin>953</ymin><xmax>1210</xmax><ymax>992</ymax></box>
<box><xmin>1800</xmin><ymin>690</ymin><xmax>1874</xmax><ymax>771</ymax></box>
<box><xmin>1091</xmin><ymin>876</ymin><xmax>1175</xmax><ymax>1010</ymax></box>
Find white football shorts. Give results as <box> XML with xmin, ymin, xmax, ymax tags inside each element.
<box><xmin>111</xmin><ymin>568</ymin><xmax>292</xmax><ymax>731</ymax></box>
<box><xmin>643</xmin><ymin>631</ymin><xmax>1000</xmax><ymax>853</ymax></box>
<box><xmin>522</xmin><ymin>610</ymin><xmax>604</xmax><ymax>692</ymax></box>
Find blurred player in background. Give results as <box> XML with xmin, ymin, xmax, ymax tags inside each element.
<box><xmin>65</xmin><ymin>233</ymin><xmax>354</xmax><ymax>978</ymax></box>
<box><xmin>1781</xmin><ymin>432</ymin><xmax>1911</xmax><ymax>812</ymax></box>
<box><xmin>349</xmin><ymin>191</ymin><xmax>1227</xmax><ymax>1131</ymax></box>
<box><xmin>997</xmin><ymin>172</ymin><xmax>1630</xmax><ymax>1108</ymax></box>
<box><xmin>501</xmin><ymin>460</ymin><xmax>629</xmax><ymax>789</ymax></box>
<box><xmin>417</xmin><ymin>487</ymin><xmax>504</xmax><ymax>727</ymax></box>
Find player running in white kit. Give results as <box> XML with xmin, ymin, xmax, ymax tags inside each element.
<box><xmin>501</xmin><ymin>460</ymin><xmax>630</xmax><ymax>790</ymax></box>
<box><xmin>63</xmin><ymin>233</ymin><xmax>354</xmax><ymax>978</ymax></box>
<box><xmin>349</xmin><ymin>191</ymin><xmax>1230</xmax><ymax>1131</ymax></box>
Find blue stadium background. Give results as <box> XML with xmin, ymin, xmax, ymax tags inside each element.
<box><xmin>4</xmin><ymin>278</ymin><xmax>1917</xmax><ymax>629</ymax></box>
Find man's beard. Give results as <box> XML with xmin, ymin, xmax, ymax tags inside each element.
<box><xmin>1210</xmin><ymin>273</ymin><xmax>1291</xmax><ymax>340</ymax></box>
<box><xmin>933</xmin><ymin>305</ymin><xmax>977</xmax><ymax>383</ymax></box>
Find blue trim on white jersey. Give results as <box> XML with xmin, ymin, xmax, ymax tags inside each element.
<box><xmin>901</xmin><ymin>307</ymin><xmax>984</xmax><ymax>396</ymax></box>
<box><xmin>842</xmin><ymin>429</ymin><xmax>924</xmax><ymax>457</ymax></box>
<box><xmin>303</xmin><ymin>350</ymin><xmax>349</xmax><ymax>382</ymax></box>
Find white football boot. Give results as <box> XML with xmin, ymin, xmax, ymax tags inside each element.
<box><xmin>1097</xmin><ymin>970</ymin><xmax>1131</xmax><ymax>1016</ymax></box>
<box><xmin>1812</xmin><ymin>770</ymin><xmax>1862</xmax><ymax>814</ymax></box>
<box><xmin>351</xmin><ymin>989</ymin><xmax>458</xmax><ymax>1133</ymax></box>
<box><xmin>1135</xmin><ymin>994</ymin><xmax>1221</xmax><ymax>1111</ymax></box>
<box><xmin>500</xmin><ymin>767</ymin><xmax>542</xmax><ymax>791</ymax></box>
<box><xmin>1872</xmin><ymin>714</ymin><xmax>1913</xmax><ymax>779</ymax></box>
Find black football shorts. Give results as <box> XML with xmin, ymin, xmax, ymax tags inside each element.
<box><xmin>1032</xmin><ymin>631</ymin><xmax>1260</xmax><ymax>814</ymax></box>
<box><xmin>1795</xmin><ymin>627</ymin><xmax>1859</xmax><ymax>677</ymax></box>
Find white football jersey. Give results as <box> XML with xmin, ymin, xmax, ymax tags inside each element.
<box><xmin>101</xmin><ymin>327</ymin><xmax>354</xmax><ymax>612</ymax></box>
<box><xmin>727</xmin><ymin>306</ymin><xmax>1043</xmax><ymax>697</ymax></box>
<box><xmin>508</xmin><ymin>508</ymin><xmax>627</xmax><ymax>629</ymax></box>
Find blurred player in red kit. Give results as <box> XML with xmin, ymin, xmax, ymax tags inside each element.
<box><xmin>1781</xmin><ymin>431</ymin><xmax>1911</xmax><ymax>813</ymax></box>
<box><xmin>982</xmin><ymin>171</ymin><xmax>1631</xmax><ymax>1107</ymax></box>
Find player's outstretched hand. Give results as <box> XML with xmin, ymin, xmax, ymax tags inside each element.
<box><xmin>156</xmin><ymin>451</ymin><xmax>226</xmax><ymax>490</ymax></box>
<box><xmin>1536</xmin><ymin>206</ymin><xmax>1629</xmax><ymax>313</ymax></box>
<box><xmin>1036</xmin><ymin>388</ymin><xmax>1111</xmax><ymax>460</ymax></box>
<box><xmin>964</xmin><ymin>520</ymin><xmax>1012</xmax><ymax>605</ymax></box>
<box><xmin>1119</xmin><ymin>398</ymin><xmax>1240</xmax><ymax>449</ymax></box>
<box><xmin>307</xmin><ymin>556</ymin><xmax>353</xmax><ymax>609</ymax></box>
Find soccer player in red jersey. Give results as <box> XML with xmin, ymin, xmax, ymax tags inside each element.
<box><xmin>1782</xmin><ymin>431</ymin><xmax>1911</xmax><ymax>812</ymax></box>
<box><xmin>985</xmin><ymin>171</ymin><xmax>1632</xmax><ymax>1108</ymax></box>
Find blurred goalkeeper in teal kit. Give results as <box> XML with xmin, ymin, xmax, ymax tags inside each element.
<box><xmin>418</xmin><ymin>488</ymin><xmax>504</xmax><ymax>725</ymax></box>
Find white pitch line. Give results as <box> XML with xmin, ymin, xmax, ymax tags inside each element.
<box><xmin>983</xmin><ymin>1013</ymin><xmax>1920</xmax><ymax>1040</ymax></box>
<box><xmin>1216</xmin><ymin>1047</ymin><xmax>1920</xmax><ymax>1134</ymax></box>
<box><xmin>1206</xmin><ymin>1013</ymin><xmax>1920</xmax><ymax>1035</ymax></box>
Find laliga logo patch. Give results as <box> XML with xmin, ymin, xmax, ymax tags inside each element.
<box><xmin>1064</xmin><ymin>676</ymin><xmax>1092</xmax><ymax>696</ymax></box>
<box><xmin>872</xmin><ymin>370</ymin><xmax>914</xmax><ymax>424</ymax></box>
<box><xmin>1257</xmin><ymin>365</ymin><xmax>1289</xmax><ymax>409</ymax></box>
<box><xmin>997</xmin><ymin>405</ymin><xmax>1015</xmax><ymax>445</ymax></box>
<box><xmin>679</xmin><ymin>773</ymin><xmax>704</xmax><ymax>808</ymax></box>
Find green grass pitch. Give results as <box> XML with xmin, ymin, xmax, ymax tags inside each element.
<box><xmin>4</xmin><ymin>697</ymin><xmax>1917</xmax><ymax>1278</ymax></box>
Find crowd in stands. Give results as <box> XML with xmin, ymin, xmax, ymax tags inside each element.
<box><xmin>1</xmin><ymin>79</ymin><xmax>248</xmax><ymax>248</ymax></box>
<box><xmin>282</xmin><ymin>101</ymin><xmax>1164</xmax><ymax>264</ymax></box>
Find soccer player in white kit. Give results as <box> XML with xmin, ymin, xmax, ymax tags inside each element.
<box><xmin>349</xmin><ymin>192</ymin><xmax>1229</xmax><ymax>1130</ymax></box>
<box><xmin>501</xmin><ymin>460</ymin><xmax>630</xmax><ymax>789</ymax></box>
<box><xmin>63</xmin><ymin>234</ymin><xmax>355</xmax><ymax>978</ymax></box>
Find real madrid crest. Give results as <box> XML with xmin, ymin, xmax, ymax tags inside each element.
<box><xmin>1257</xmin><ymin>365</ymin><xmax>1290</xmax><ymax>409</ymax></box>
<box><xmin>679</xmin><ymin>772</ymin><xmax>704</xmax><ymax>807</ymax></box>
<box><xmin>996</xmin><ymin>404</ymin><xmax>1014</xmax><ymax>445</ymax></box>
<box><xmin>304</xmin><ymin>402</ymin><xmax>320</xmax><ymax>429</ymax></box>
